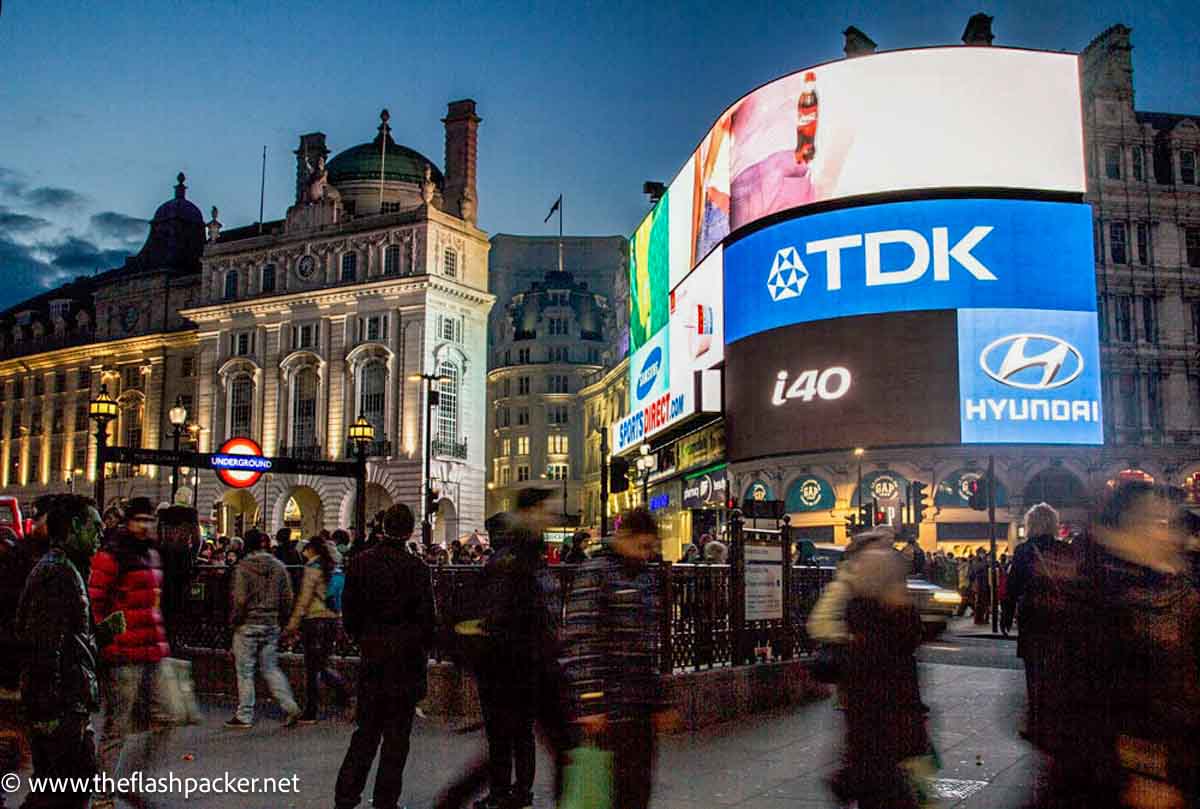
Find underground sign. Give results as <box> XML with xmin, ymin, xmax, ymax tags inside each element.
<box><xmin>213</xmin><ymin>437</ymin><xmax>271</xmax><ymax>488</ymax></box>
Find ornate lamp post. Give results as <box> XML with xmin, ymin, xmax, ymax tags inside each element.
<box><xmin>636</xmin><ymin>443</ymin><xmax>655</xmax><ymax>506</ymax></box>
<box><xmin>168</xmin><ymin>395</ymin><xmax>188</xmax><ymax>503</ymax></box>
<box><xmin>349</xmin><ymin>415</ymin><xmax>375</xmax><ymax>542</ymax></box>
<box><xmin>89</xmin><ymin>385</ymin><xmax>118</xmax><ymax>509</ymax></box>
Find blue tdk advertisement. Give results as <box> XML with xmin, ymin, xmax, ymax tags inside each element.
<box><xmin>958</xmin><ymin>308</ymin><xmax>1103</xmax><ymax>445</ymax></box>
<box><xmin>724</xmin><ymin>199</ymin><xmax>1096</xmax><ymax>343</ymax></box>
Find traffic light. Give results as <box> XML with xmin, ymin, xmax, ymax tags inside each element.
<box><xmin>911</xmin><ymin>481</ymin><xmax>929</xmax><ymax>525</ymax></box>
<box><xmin>857</xmin><ymin>500</ymin><xmax>873</xmax><ymax>527</ymax></box>
<box><xmin>609</xmin><ymin>456</ymin><xmax>631</xmax><ymax>494</ymax></box>
<box><xmin>426</xmin><ymin>485</ymin><xmax>440</xmax><ymax>518</ymax></box>
<box><xmin>967</xmin><ymin>476</ymin><xmax>990</xmax><ymax>510</ymax></box>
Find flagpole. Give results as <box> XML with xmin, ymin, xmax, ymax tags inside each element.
<box><xmin>558</xmin><ymin>195</ymin><xmax>563</xmax><ymax>274</ymax></box>
<box><xmin>379</xmin><ymin>109</ymin><xmax>390</xmax><ymax>214</ymax></box>
<box><xmin>258</xmin><ymin>146</ymin><xmax>266</xmax><ymax>235</ymax></box>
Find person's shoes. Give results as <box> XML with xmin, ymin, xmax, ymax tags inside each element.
<box><xmin>283</xmin><ymin>709</ymin><xmax>303</xmax><ymax>727</ymax></box>
<box><xmin>224</xmin><ymin>717</ymin><xmax>253</xmax><ymax>729</ymax></box>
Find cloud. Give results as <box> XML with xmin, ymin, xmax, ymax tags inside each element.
<box><xmin>23</xmin><ymin>186</ymin><xmax>88</xmax><ymax>209</ymax></box>
<box><xmin>48</xmin><ymin>236</ymin><xmax>131</xmax><ymax>272</ymax></box>
<box><xmin>90</xmin><ymin>211</ymin><xmax>147</xmax><ymax>241</ymax></box>
<box><xmin>0</xmin><ymin>206</ymin><xmax>52</xmax><ymax>234</ymax></box>
<box><xmin>0</xmin><ymin>167</ymin><xmax>24</xmax><ymax>197</ymax></box>
<box><xmin>0</xmin><ymin>237</ymin><xmax>71</xmax><ymax>311</ymax></box>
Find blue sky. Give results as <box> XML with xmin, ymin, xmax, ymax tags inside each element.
<box><xmin>0</xmin><ymin>0</ymin><xmax>1197</xmax><ymax>308</ymax></box>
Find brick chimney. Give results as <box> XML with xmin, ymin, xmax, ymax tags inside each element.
<box><xmin>294</xmin><ymin>133</ymin><xmax>329</xmax><ymax>204</ymax></box>
<box><xmin>843</xmin><ymin>26</ymin><xmax>877</xmax><ymax>58</ymax></box>
<box><xmin>442</xmin><ymin>99</ymin><xmax>481</xmax><ymax>224</ymax></box>
<box><xmin>962</xmin><ymin>13</ymin><xmax>994</xmax><ymax>45</ymax></box>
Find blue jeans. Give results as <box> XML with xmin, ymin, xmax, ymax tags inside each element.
<box><xmin>233</xmin><ymin>625</ymin><xmax>299</xmax><ymax>723</ymax></box>
<box><xmin>98</xmin><ymin>663</ymin><xmax>167</xmax><ymax>801</ymax></box>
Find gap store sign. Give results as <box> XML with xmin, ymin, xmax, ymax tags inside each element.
<box><xmin>724</xmin><ymin>199</ymin><xmax>1095</xmax><ymax>343</ymax></box>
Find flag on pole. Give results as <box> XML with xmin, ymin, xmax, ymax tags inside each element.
<box><xmin>544</xmin><ymin>195</ymin><xmax>562</xmax><ymax>223</ymax></box>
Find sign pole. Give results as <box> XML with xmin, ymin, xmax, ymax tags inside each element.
<box><xmin>598</xmin><ymin>426</ymin><xmax>609</xmax><ymax>538</ymax></box>
<box><xmin>988</xmin><ymin>454</ymin><xmax>998</xmax><ymax>634</ymax></box>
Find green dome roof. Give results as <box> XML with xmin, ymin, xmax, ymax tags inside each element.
<box><xmin>326</xmin><ymin>132</ymin><xmax>444</xmax><ymax>187</ymax></box>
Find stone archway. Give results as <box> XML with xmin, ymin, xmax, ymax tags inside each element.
<box><xmin>282</xmin><ymin>485</ymin><xmax>323</xmax><ymax>540</ymax></box>
<box><xmin>437</xmin><ymin>498</ymin><xmax>458</xmax><ymax>546</ymax></box>
<box><xmin>221</xmin><ymin>489</ymin><xmax>259</xmax><ymax>538</ymax></box>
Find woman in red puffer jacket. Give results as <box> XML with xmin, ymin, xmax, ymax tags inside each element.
<box><xmin>88</xmin><ymin>526</ymin><xmax>169</xmax><ymax>664</ymax></box>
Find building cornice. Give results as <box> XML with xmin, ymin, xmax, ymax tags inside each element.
<box><xmin>0</xmin><ymin>329</ymin><xmax>197</xmax><ymax>373</ymax></box>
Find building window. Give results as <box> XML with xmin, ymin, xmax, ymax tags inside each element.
<box><xmin>224</xmin><ymin>270</ymin><xmax>238</xmax><ymax>300</ymax></box>
<box><xmin>547</xmin><ymin>463</ymin><xmax>569</xmax><ymax>480</ymax></box>
<box><xmin>1182</xmin><ymin>151</ymin><xmax>1197</xmax><ymax>185</ymax></box>
<box><xmin>30</xmin><ymin>410</ymin><xmax>42</xmax><ymax>436</ymax></box>
<box><xmin>34</xmin><ymin>375</ymin><xmax>44</xmax><ymax>396</ymax></box>
<box><xmin>517</xmin><ymin>465</ymin><xmax>530</xmax><ymax>482</ymax></box>
<box><xmin>503</xmin><ymin>350</ymin><xmax>511</xmax><ymax>366</ymax></box>
<box><xmin>548</xmin><ymin>434</ymin><xmax>569</xmax><ymax>454</ymax></box>
<box><xmin>292</xmin><ymin>368</ymin><xmax>318</xmax><ymax>448</ymax></box>
<box><xmin>549</xmin><ymin>318</ymin><xmax>569</xmax><ymax>336</ymax></box>
<box><xmin>1135</xmin><ymin>223</ymin><xmax>1150</xmax><ymax>265</ymax></box>
<box><xmin>9</xmin><ymin>417</ymin><xmax>18</xmax><ymax>440</ymax></box>
<box><xmin>381</xmin><ymin>201</ymin><xmax>402</xmax><ymax>214</ymax></box>
<box><xmin>340</xmin><ymin>252</ymin><xmax>357</xmax><ymax>282</ymax></box>
<box><xmin>548</xmin><ymin>405</ymin><xmax>569</xmax><ymax>425</ymax></box>
<box><xmin>548</xmin><ymin>375</ymin><xmax>569</xmax><ymax>394</ymax></box>
<box><xmin>1116</xmin><ymin>295</ymin><xmax>1133</xmax><ymax>342</ymax></box>
<box><xmin>1120</xmin><ymin>374</ymin><xmax>1140</xmax><ymax>428</ymax></box>
<box><xmin>517</xmin><ymin>435</ymin><xmax>530</xmax><ymax>456</ymax></box>
<box><xmin>179</xmin><ymin>394</ymin><xmax>193</xmax><ymax>419</ymax></box>
<box><xmin>1132</xmin><ymin>146</ymin><xmax>1145</xmax><ymax>181</ymax></box>
<box><xmin>293</xmin><ymin>322</ymin><xmax>318</xmax><ymax>350</ymax></box>
<box><xmin>28</xmin><ymin>441</ymin><xmax>40</xmax><ymax>483</ymax></box>
<box><xmin>74</xmin><ymin>402</ymin><xmax>87</xmax><ymax>430</ymax></box>
<box><xmin>0</xmin><ymin>382</ymin><xmax>6</xmax><ymax>403</ymax></box>
<box><xmin>54</xmin><ymin>371</ymin><xmax>66</xmax><ymax>393</ymax></box>
<box><xmin>1193</xmin><ymin>302</ymin><xmax>1200</xmax><ymax>343</ymax></box>
<box><xmin>231</xmin><ymin>331</ymin><xmax>255</xmax><ymax>357</ymax></box>
<box><xmin>1109</xmin><ymin>221</ymin><xmax>1128</xmax><ymax>264</ymax></box>
<box><xmin>8</xmin><ymin>450</ymin><xmax>19</xmax><ymax>485</ymax></box>
<box><xmin>123</xmin><ymin>404</ymin><xmax>142</xmax><ymax>450</ymax></box>
<box><xmin>1142</xmin><ymin>297</ymin><xmax>1158</xmax><ymax>344</ymax></box>
<box><xmin>358</xmin><ymin>315</ymin><xmax>389</xmax><ymax>344</ymax></box>
<box><xmin>52</xmin><ymin>406</ymin><xmax>64</xmax><ymax>434</ymax></box>
<box><xmin>180</xmin><ymin>356</ymin><xmax>195</xmax><ymax>378</ymax></box>
<box><xmin>549</xmin><ymin>346</ymin><xmax>569</xmax><ymax>363</ymax></box>
<box><xmin>72</xmin><ymin>440</ymin><xmax>86</xmax><ymax>473</ymax></box>
<box><xmin>500</xmin><ymin>466</ymin><xmax>512</xmax><ymax>486</ymax></box>
<box><xmin>501</xmin><ymin>438</ymin><xmax>511</xmax><ymax>457</ymax></box>
<box><xmin>1104</xmin><ymin>146</ymin><xmax>1122</xmax><ymax>179</ymax></box>
<box><xmin>384</xmin><ymin>245</ymin><xmax>402</xmax><ymax>276</ymax></box>
<box><xmin>122</xmin><ymin>366</ymin><xmax>142</xmax><ymax>391</ymax></box>
<box><xmin>1147</xmin><ymin>373</ymin><xmax>1163</xmax><ymax>431</ymax></box>
<box><xmin>443</xmin><ymin>248</ymin><xmax>458</xmax><ymax>278</ymax></box>
<box><xmin>12</xmin><ymin>379</ymin><xmax>21</xmax><ymax>399</ymax></box>
<box><xmin>439</xmin><ymin>315</ymin><xmax>463</xmax><ymax>344</ymax></box>
<box><xmin>230</xmin><ymin>375</ymin><xmax>253</xmax><ymax>437</ymax></box>
<box><xmin>358</xmin><ymin>361</ymin><xmax>387</xmax><ymax>441</ymax></box>
<box><xmin>262</xmin><ymin>263</ymin><xmax>276</xmax><ymax>293</ymax></box>
<box><xmin>517</xmin><ymin>407</ymin><xmax>529</xmax><ymax>426</ymax></box>
<box><xmin>518</xmin><ymin>376</ymin><xmax>530</xmax><ymax>395</ymax></box>
<box><xmin>78</xmin><ymin>367</ymin><xmax>91</xmax><ymax>389</ymax></box>
<box><xmin>501</xmin><ymin>379</ymin><xmax>511</xmax><ymax>398</ymax></box>
<box><xmin>587</xmin><ymin>347</ymin><xmax>600</xmax><ymax>364</ymax></box>
<box><xmin>517</xmin><ymin>348</ymin><xmax>530</xmax><ymax>364</ymax></box>
<box><xmin>1187</xmin><ymin>228</ymin><xmax>1200</xmax><ymax>269</ymax></box>
<box><xmin>497</xmin><ymin>406</ymin><xmax>510</xmax><ymax>428</ymax></box>
<box><xmin>437</xmin><ymin>361</ymin><xmax>460</xmax><ymax>446</ymax></box>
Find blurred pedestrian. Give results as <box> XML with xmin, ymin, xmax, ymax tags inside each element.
<box><xmin>562</xmin><ymin>531</ymin><xmax>589</xmax><ymax>565</ymax></box>
<box><xmin>561</xmin><ymin>507</ymin><xmax>673</xmax><ymax>809</ymax></box>
<box><xmin>1004</xmin><ymin>503</ymin><xmax>1060</xmax><ymax>737</ymax></box>
<box><xmin>970</xmin><ymin>548</ymin><xmax>990</xmax><ymax>624</ymax></box>
<box><xmin>225</xmin><ymin>530</ymin><xmax>299</xmax><ymax>728</ymax></box>
<box><xmin>286</xmin><ymin>537</ymin><xmax>348</xmax><ymax>723</ymax></box>
<box><xmin>703</xmin><ymin>540</ymin><xmax>728</xmax><ymax>564</ymax></box>
<box><xmin>156</xmin><ymin>505</ymin><xmax>198</xmax><ymax>649</ymax></box>
<box><xmin>88</xmin><ymin>497</ymin><xmax>170</xmax><ymax>809</ymax></box>
<box><xmin>335</xmin><ymin>504</ymin><xmax>434</xmax><ymax>809</ymax></box>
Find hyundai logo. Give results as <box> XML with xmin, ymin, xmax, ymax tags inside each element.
<box><xmin>636</xmin><ymin>346</ymin><xmax>663</xmax><ymax>400</ymax></box>
<box><xmin>980</xmin><ymin>333</ymin><xmax>1083</xmax><ymax>390</ymax></box>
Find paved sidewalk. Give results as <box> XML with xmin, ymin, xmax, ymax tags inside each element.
<box><xmin>6</xmin><ymin>662</ymin><xmax>1036</xmax><ymax>808</ymax></box>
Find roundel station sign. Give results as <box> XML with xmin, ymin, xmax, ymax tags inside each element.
<box><xmin>213</xmin><ymin>437</ymin><xmax>271</xmax><ymax>488</ymax></box>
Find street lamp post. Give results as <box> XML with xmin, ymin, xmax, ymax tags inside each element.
<box><xmin>168</xmin><ymin>395</ymin><xmax>188</xmax><ymax>504</ymax></box>
<box><xmin>637</xmin><ymin>444</ymin><xmax>653</xmax><ymax>506</ymax></box>
<box><xmin>349</xmin><ymin>415</ymin><xmax>375</xmax><ymax>543</ymax></box>
<box><xmin>187</xmin><ymin>423</ymin><xmax>201</xmax><ymax>506</ymax></box>
<box><xmin>410</xmin><ymin>372</ymin><xmax>448</xmax><ymax>548</ymax></box>
<box><xmin>89</xmin><ymin>385</ymin><xmax>118</xmax><ymax>509</ymax></box>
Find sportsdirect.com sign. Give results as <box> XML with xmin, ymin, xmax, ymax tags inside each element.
<box><xmin>723</xmin><ymin>199</ymin><xmax>1096</xmax><ymax>344</ymax></box>
<box><xmin>612</xmin><ymin>389</ymin><xmax>695</xmax><ymax>454</ymax></box>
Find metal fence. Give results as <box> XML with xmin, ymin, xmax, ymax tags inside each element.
<box><xmin>174</xmin><ymin>559</ymin><xmax>835</xmax><ymax>673</ymax></box>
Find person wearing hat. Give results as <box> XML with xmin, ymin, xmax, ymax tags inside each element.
<box><xmin>87</xmin><ymin>496</ymin><xmax>169</xmax><ymax>809</ymax></box>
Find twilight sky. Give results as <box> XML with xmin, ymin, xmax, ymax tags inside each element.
<box><xmin>0</xmin><ymin>0</ymin><xmax>1198</xmax><ymax>309</ymax></box>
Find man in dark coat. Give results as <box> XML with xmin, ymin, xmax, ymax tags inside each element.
<box><xmin>335</xmin><ymin>504</ymin><xmax>435</xmax><ymax>809</ymax></box>
<box><xmin>16</xmin><ymin>495</ymin><xmax>124</xmax><ymax>809</ymax></box>
<box><xmin>1003</xmin><ymin>502</ymin><xmax>1059</xmax><ymax>738</ymax></box>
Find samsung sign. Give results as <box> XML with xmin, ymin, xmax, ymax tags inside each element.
<box><xmin>725</xmin><ymin>199</ymin><xmax>1096</xmax><ymax>344</ymax></box>
<box><xmin>958</xmin><ymin>308</ymin><xmax>1103</xmax><ymax>445</ymax></box>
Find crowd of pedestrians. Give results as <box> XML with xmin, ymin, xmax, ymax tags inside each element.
<box><xmin>2</xmin><ymin>480</ymin><xmax>1199</xmax><ymax>808</ymax></box>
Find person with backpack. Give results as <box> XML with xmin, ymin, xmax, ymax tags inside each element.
<box><xmin>285</xmin><ymin>536</ymin><xmax>348</xmax><ymax>723</ymax></box>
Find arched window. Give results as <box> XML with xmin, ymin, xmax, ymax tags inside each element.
<box><xmin>123</xmin><ymin>402</ymin><xmax>142</xmax><ymax>449</ymax></box>
<box><xmin>359</xmin><ymin>362</ymin><xmax>386</xmax><ymax>440</ymax></box>
<box><xmin>292</xmin><ymin>368</ymin><xmax>318</xmax><ymax>449</ymax></box>
<box><xmin>437</xmin><ymin>360</ymin><xmax>460</xmax><ymax>446</ymax></box>
<box><xmin>1023</xmin><ymin>468</ymin><xmax>1087</xmax><ymax>509</ymax></box>
<box><xmin>230</xmin><ymin>375</ymin><xmax>253</xmax><ymax>437</ymax></box>
<box><xmin>384</xmin><ymin>245</ymin><xmax>401</xmax><ymax>276</ymax></box>
<box><xmin>224</xmin><ymin>270</ymin><xmax>238</xmax><ymax>300</ymax></box>
<box><xmin>341</xmin><ymin>253</ymin><xmax>357</xmax><ymax>282</ymax></box>
<box><xmin>261</xmin><ymin>263</ymin><xmax>276</xmax><ymax>293</ymax></box>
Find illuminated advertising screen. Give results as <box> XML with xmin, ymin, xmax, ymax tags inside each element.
<box><xmin>726</xmin><ymin>312</ymin><xmax>962</xmax><ymax>461</ymax></box>
<box><xmin>669</xmin><ymin>246</ymin><xmax>724</xmax><ymax>393</ymax></box>
<box><xmin>724</xmin><ymin>199</ymin><xmax>1095</xmax><ymax>344</ymax></box>
<box><xmin>629</xmin><ymin>327</ymin><xmax>670</xmax><ymax>413</ymax></box>
<box><xmin>957</xmin><ymin>308</ymin><xmax>1103</xmax><ymax>445</ymax></box>
<box><xmin>629</xmin><ymin>197</ymin><xmax>670</xmax><ymax>354</ymax></box>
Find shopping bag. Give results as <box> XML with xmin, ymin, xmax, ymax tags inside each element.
<box><xmin>154</xmin><ymin>657</ymin><xmax>201</xmax><ymax>726</ymax></box>
<box><xmin>559</xmin><ymin>745</ymin><xmax>613</xmax><ymax>809</ymax></box>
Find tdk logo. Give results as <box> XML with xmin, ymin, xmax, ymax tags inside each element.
<box><xmin>636</xmin><ymin>346</ymin><xmax>663</xmax><ymax>400</ymax></box>
<box><xmin>980</xmin><ymin>334</ymin><xmax>1083</xmax><ymax>390</ymax></box>
<box><xmin>767</xmin><ymin>226</ymin><xmax>995</xmax><ymax>301</ymax></box>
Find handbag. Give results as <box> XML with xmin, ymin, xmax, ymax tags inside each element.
<box><xmin>153</xmin><ymin>657</ymin><xmax>201</xmax><ymax>726</ymax></box>
<box><xmin>808</xmin><ymin>643</ymin><xmax>847</xmax><ymax>684</ymax></box>
<box><xmin>559</xmin><ymin>745</ymin><xmax>614</xmax><ymax>809</ymax></box>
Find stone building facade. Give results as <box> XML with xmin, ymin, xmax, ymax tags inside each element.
<box><xmin>483</xmin><ymin>235</ymin><xmax>626</xmax><ymax>534</ymax></box>
<box><xmin>1</xmin><ymin>102</ymin><xmax>493</xmax><ymax>543</ymax></box>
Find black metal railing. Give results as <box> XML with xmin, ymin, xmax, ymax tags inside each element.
<box><xmin>432</xmin><ymin>438</ymin><xmax>468</xmax><ymax>459</ymax></box>
<box><xmin>276</xmin><ymin>444</ymin><xmax>323</xmax><ymax>461</ymax></box>
<box><xmin>345</xmin><ymin>439</ymin><xmax>392</xmax><ymax>459</ymax></box>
